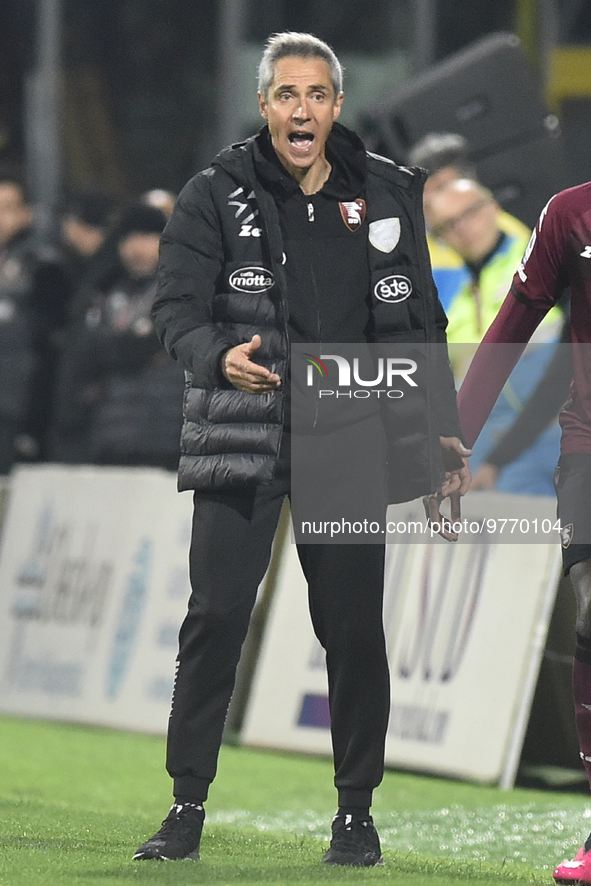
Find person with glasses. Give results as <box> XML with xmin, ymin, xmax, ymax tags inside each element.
<box><xmin>426</xmin><ymin>178</ymin><xmax>534</xmax><ymax>344</ymax></box>
<box><xmin>428</xmin><ymin>177</ymin><xmax>564</xmax><ymax>496</ymax></box>
<box><xmin>407</xmin><ymin>133</ymin><xmax>530</xmax><ymax>315</ymax></box>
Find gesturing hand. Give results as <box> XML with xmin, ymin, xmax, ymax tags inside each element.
<box><xmin>221</xmin><ymin>334</ymin><xmax>281</xmax><ymax>393</ymax></box>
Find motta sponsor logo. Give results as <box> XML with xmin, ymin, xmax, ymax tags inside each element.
<box><xmin>374</xmin><ymin>274</ymin><xmax>412</xmax><ymax>303</ymax></box>
<box><xmin>229</xmin><ymin>267</ymin><xmax>275</xmax><ymax>293</ymax></box>
<box><xmin>303</xmin><ymin>352</ymin><xmax>417</xmax><ymax>399</ymax></box>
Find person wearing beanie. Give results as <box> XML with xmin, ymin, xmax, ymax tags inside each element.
<box><xmin>116</xmin><ymin>202</ymin><xmax>169</xmax><ymax>239</ymax></box>
<box><xmin>62</xmin><ymin>189</ymin><xmax>118</xmax><ymax>256</ymax></box>
<box><xmin>49</xmin><ymin>201</ymin><xmax>184</xmax><ymax>468</ymax></box>
<box><xmin>60</xmin><ymin>189</ymin><xmax>119</xmax><ymax>292</ymax></box>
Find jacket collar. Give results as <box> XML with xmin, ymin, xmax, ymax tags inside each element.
<box><xmin>214</xmin><ymin>123</ymin><xmax>368</xmax><ymax>200</ymax></box>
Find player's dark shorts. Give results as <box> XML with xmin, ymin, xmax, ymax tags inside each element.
<box><xmin>555</xmin><ymin>453</ymin><xmax>591</xmax><ymax>574</ymax></box>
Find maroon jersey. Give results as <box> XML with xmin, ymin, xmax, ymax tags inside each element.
<box><xmin>458</xmin><ymin>181</ymin><xmax>591</xmax><ymax>454</ymax></box>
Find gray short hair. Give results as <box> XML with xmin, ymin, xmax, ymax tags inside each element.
<box><xmin>258</xmin><ymin>32</ymin><xmax>343</xmax><ymax>100</ymax></box>
<box><xmin>407</xmin><ymin>132</ymin><xmax>475</xmax><ymax>177</ymax></box>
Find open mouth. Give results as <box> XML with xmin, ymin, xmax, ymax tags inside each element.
<box><xmin>288</xmin><ymin>131</ymin><xmax>314</xmax><ymax>148</ymax></box>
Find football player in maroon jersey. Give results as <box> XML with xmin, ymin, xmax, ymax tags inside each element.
<box><xmin>457</xmin><ymin>182</ymin><xmax>591</xmax><ymax>884</ymax></box>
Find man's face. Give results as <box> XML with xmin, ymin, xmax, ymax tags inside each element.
<box><xmin>258</xmin><ymin>56</ymin><xmax>343</xmax><ymax>182</ymax></box>
<box><xmin>117</xmin><ymin>232</ymin><xmax>160</xmax><ymax>279</ymax></box>
<box><xmin>0</xmin><ymin>183</ymin><xmax>32</xmax><ymax>247</ymax></box>
<box><xmin>428</xmin><ymin>180</ymin><xmax>499</xmax><ymax>264</ymax></box>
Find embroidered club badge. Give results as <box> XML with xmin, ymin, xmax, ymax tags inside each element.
<box><xmin>339</xmin><ymin>199</ymin><xmax>366</xmax><ymax>231</ymax></box>
<box><xmin>561</xmin><ymin>523</ymin><xmax>574</xmax><ymax>548</ymax></box>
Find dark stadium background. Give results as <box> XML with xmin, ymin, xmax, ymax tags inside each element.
<box><xmin>1</xmin><ymin>0</ymin><xmax>591</xmax><ymax>205</ymax></box>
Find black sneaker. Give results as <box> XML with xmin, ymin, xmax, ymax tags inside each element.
<box><xmin>322</xmin><ymin>814</ymin><xmax>384</xmax><ymax>866</ymax></box>
<box><xmin>133</xmin><ymin>802</ymin><xmax>205</xmax><ymax>860</ymax></box>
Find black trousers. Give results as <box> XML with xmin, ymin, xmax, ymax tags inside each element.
<box><xmin>167</xmin><ymin>423</ymin><xmax>390</xmax><ymax>809</ymax></box>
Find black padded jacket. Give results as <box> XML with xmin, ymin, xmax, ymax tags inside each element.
<box><xmin>152</xmin><ymin>123</ymin><xmax>462</xmax><ymax>502</ymax></box>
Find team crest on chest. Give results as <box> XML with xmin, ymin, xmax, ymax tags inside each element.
<box><xmin>339</xmin><ymin>199</ymin><xmax>366</xmax><ymax>231</ymax></box>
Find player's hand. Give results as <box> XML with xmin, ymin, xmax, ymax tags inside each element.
<box><xmin>423</xmin><ymin>490</ymin><xmax>462</xmax><ymax>542</ymax></box>
<box><xmin>439</xmin><ymin>436</ymin><xmax>472</xmax><ymax>497</ymax></box>
<box><xmin>422</xmin><ymin>437</ymin><xmax>472</xmax><ymax>542</ymax></box>
<box><xmin>222</xmin><ymin>334</ymin><xmax>281</xmax><ymax>393</ymax></box>
<box><xmin>470</xmin><ymin>462</ymin><xmax>499</xmax><ymax>490</ymax></box>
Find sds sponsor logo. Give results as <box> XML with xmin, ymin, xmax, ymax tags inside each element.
<box><xmin>229</xmin><ymin>267</ymin><xmax>275</xmax><ymax>293</ymax></box>
<box><xmin>374</xmin><ymin>275</ymin><xmax>412</xmax><ymax>303</ymax></box>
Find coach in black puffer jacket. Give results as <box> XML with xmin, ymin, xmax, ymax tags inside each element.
<box><xmin>153</xmin><ymin>123</ymin><xmax>462</xmax><ymax>501</ymax></box>
<box><xmin>137</xmin><ymin>33</ymin><xmax>469</xmax><ymax>869</ymax></box>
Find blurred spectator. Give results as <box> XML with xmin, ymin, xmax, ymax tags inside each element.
<box><xmin>0</xmin><ymin>168</ymin><xmax>70</xmax><ymax>472</ymax></box>
<box><xmin>409</xmin><ymin>132</ymin><xmax>476</xmax><ymax>212</ymax></box>
<box><xmin>142</xmin><ymin>188</ymin><xmax>176</xmax><ymax>219</ymax></box>
<box><xmin>65</xmin><ymin>189</ymin><xmax>175</xmax><ymax>326</ymax></box>
<box><xmin>427</xmin><ymin>178</ymin><xmax>535</xmax><ymax>342</ymax></box>
<box><xmin>60</xmin><ymin>189</ymin><xmax>119</xmax><ymax>291</ymax></box>
<box><xmin>408</xmin><ymin>132</ymin><xmax>529</xmax><ymax>312</ymax></box>
<box><xmin>428</xmin><ymin>177</ymin><xmax>564</xmax><ymax>495</ymax></box>
<box><xmin>49</xmin><ymin>202</ymin><xmax>184</xmax><ymax>469</ymax></box>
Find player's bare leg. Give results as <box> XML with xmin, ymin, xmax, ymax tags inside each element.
<box><xmin>554</xmin><ymin>559</ymin><xmax>591</xmax><ymax>883</ymax></box>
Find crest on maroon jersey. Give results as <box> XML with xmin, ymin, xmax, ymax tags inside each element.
<box><xmin>561</xmin><ymin>523</ymin><xmax>574</xmax><ymax>548</ymax></box>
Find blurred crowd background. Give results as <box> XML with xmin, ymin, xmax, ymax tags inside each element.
<box><xmin>2</xmin><ymin>1</ymin><xmax>590</xmax><ymax>198</ymax></box>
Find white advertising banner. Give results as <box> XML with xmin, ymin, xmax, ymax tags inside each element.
<box><xmin>0</xmin><ymin>464</ymin><xmax>194</xmax><ymax>733</ymax></box>
<box><xmin>241</xmin><ymin>492</ymin><xmax>562</xmax><ymax>786</ymax></box>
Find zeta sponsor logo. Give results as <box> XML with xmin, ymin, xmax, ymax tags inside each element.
<box><xmin>374</xmin><ymin>275</ymin><xmax>412</xmax><ymax>303</ymax></box>
<box><xmin>303</xmin><ymin>352</ymin><xmax>417</xmax><ymax>399</ymax></box>
<box><xmin>229</xmin><ymin>267</ymin><xmax>275</xmax><ymax>293</ymax></box>
<box><xmin>239</xmin><ymin>224</ymin><xmax>262</xmax><ymax>238</ymax></box>
<box><xmin>227</xmin><ymin>186</ymin><xmax>262</xmax><ymax>238</ymax></box>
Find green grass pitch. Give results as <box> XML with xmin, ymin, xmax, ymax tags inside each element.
<box><xmin>1</xmin><ymin>714</ymin><xmax>590</xmax><ymax>885</ymax></box>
